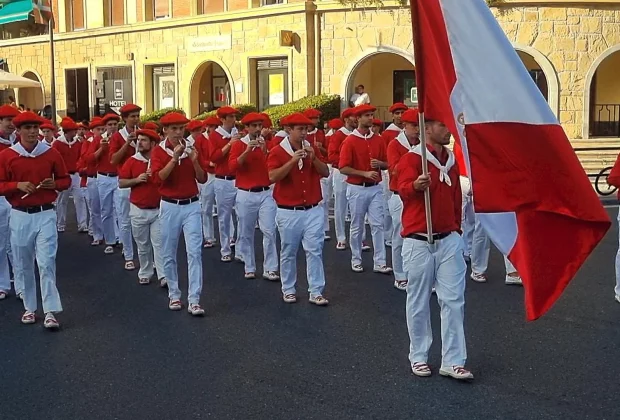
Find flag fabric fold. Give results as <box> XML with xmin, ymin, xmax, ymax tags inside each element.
<box><xmin>410</xmin><ymin>0</ymin><xmax>611</xmax><ymax>320</ymax></box>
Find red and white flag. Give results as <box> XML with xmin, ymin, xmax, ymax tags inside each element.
<box><xmin>410</xmin><ymin>0</ymin><xmax>611</xmax><ymax>320</ymax></box>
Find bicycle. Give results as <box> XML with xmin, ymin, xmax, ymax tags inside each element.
<box><xmin>595</xmin><ymin>166</ymin><xmax>618</xmax><ymax>196</ymax></box>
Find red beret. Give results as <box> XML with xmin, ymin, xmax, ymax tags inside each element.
<box><xmin>101</xmin><ymin>113</ymin><xmax>121</xmax><ymax>124</ymax></box>
<box><xmin>119</xmin><ymin>104</ymin><xmax>142</xmax><ymax>115</ymax></box>
<box><xmin>240</xmin><ymin>112</ymin><xmax>264</xmax><ymax>125</ymax></box>
<box><xmin>160</xmin><ymin>112</ymin><xmax>189</xmax><ymax>126</ymax></box>
<box><xmin>341</xmin><ymin>108</ymin><xmax>355</xmax><ymax>119</ymax></box>
<box><xmin>202</xmin><ymin>116</ymin><xmax>221</xmax><ymax>127</ymax></box>
<box><xmin>303</xmin><ymin>109</ymin><xmax>322</xmax><ymax>119</ymax></box>
<box><xmin>186</xmin><ymin>120</ymin><xmax>204</xmax><ymax>132</ymax></box>
<box><xmin>259</xmin><ymin>113</ymin><xmax>273</xmax><ymax>129</ymax></box>
<box><xmin>372</xmin><ymin>119</ymin><xmax>383</xmax><ymax>126</ymax></box>
<box><xmin>283</xmin><ymin>113</ymin><xmax>313</xmax><ymax>127</ymax></box>
<box><xmin>0</xmin><ymin>105</ymin><xmax>20</xmax><ymax>119</ymax></box>
<box><xmin>142</xmin><ymin>121</ymin><xmax>159</xmax><ymax>131</ymax></box>
<box><xmin>401</xmin><ymin>108</ymin><xmax>420</xmax><ymax>124</ymax></box>
<box><xmin>13</xmin><ymin>111</ymin><xmax>44</xmax><ymax>128</ymax></box>
<box><xmin>216</xmin><ymin>106</ymin><xmax>238</xmax><ymax>118</ymax></box>
<box><xmin>135</xmin><ymin>129</ymin><xmax>160</xmax><ymax>143</ymax></box>
<box><xmin>40</xmin><ymin>122</ymin><xmax>55</xmax><ymax>131</ymax></box>
<box><xmin>89</xmin><ymin>117</ymin><xmax>104</xmax><ymax>129</ymax></box>
<box><xmin>352</xmin><ymin>104</ymin><xmax>377</xmax><ymax>116</ymax></box>
<box><xmin>389</xmin><ymin>103</ymin><xmax>409</xmax><ymax>113</ymax></box>
<box><xmin>60</xmin><ymin>117</ymin><xmax>80</xmax><ymax>131</ymax></box>
<box><xmin>279</xmin><ymin>116</ymin><xmax>289</xmax><ymax>127</ymax></box>
<box><xmin>327</xmin><ymin>118</ymin><xmax>344</xmax><ymax>130</ymax></box>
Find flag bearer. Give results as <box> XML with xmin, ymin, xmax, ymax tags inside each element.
<box><xmin>398</xmin><ymin>117</ymin><xmax>473</xmax><ymax>380</ymax></box>
<box><xmin>387</xmin><ymin>108</ymin><xmax>420</xmax><ymax>291</ymax></box>
<box><xmin>338</xmin><ymin>104</ymin><xmax>392</xmax><ymax>275</ymax></box>
<box><xmin>209</xmin><ymin>106</ymin><xmax>240</xmax><ymax>262</ymax></box>
<box><xmin>150</xmin><ymin>112</ymin><xmax>206</xmax><ymax>315</ymax></box>
<box><xmin>110</xmin><ymin>104</ymin><xmax>143</xmax><ymax>270</ymax></box>
<box><xmin>198</xmin><ymin>116</ymin><xmax>221</xmax><ymax>248</ymax></box>
<box><xmin>0</xmin><ymin>111</ymin><xmax>71</xmax><ymax>328</ymax></box>
<box><xmin>54</xmin><ymin>117</ymin><xmax>88</xmax><ymax>233</ymax></box>
<box><xmin>229</xmin><ymin>112</ymin><xmax>279</xmax><ymax>281</ymax></box>
<box><xmin>267</xmin><ymin>112</ymin><xmax>330</xmax><ymax>305</ymax></box>
<box><xmin>119</xmin><ymin>129</ymin><xmax>166</xmax><ymax>287</ymax></box>
<box><xmin>0</xmin><ymin>105</ymin><xmax>19</xmax><ymax>300</ymax></box>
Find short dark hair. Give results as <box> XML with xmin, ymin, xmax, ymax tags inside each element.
<box><xmin>357</xmin><ymin>85</ymin><xmax>364</xmax><ymax>89</ymax></box>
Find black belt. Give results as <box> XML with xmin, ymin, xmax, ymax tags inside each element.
<box><xmin>351</xmin><ymin>182</ymin><xmax>379</xmax><ymax>187</ymax></box>
<box><xmin>390</xmin><ymin>190</ymin><xmax>399</xmax><ymax>195</ymax></box>
<box><xmin>69</xmin><ymin>171</ymin><xmax>77</xmax><ymax>175</ymax></box>
<box><xmin>277</xmin><ymin>203</ymin><xmax>320</xmax><ymax>211</ymax></box>
<box><xmin>98</xmin><ymin>172</ymin><xmax>118</xmax><ymax>177</ymax></box>
<box><xmin>138</xmin><ymin>206</ymin><xmax>159</xmax><ymax>210</ymax></box>
<box><xmin>87</xmin><ymin>175</ymin><xmax>97</xmax><ymax>179</ymax></box>
<box><xmin>162</xmin><ymin>196</ymin><xmax>199</xmax><ymax>205</ymax></box>
<box><xmin>406</xmin><ymin>232</ymin><xmax>452</xmax><ymax>242</ymax></box>
<box><xmin>238</xmin><ymin>186</ymin><xmax>270</xmax><ymax>192</ymax></box>
<box><xmin>215</xmin><ymin>175</ymin><xmax>235</xmax><ymax>180</ymax></box>
<box><xmin>13</xmin><ymin>204</ymin><xmax>54</xmax><ymax>214</ymax></box>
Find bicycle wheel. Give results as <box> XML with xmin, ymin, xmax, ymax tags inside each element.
<box><xmin>595</xmin><ymin>166</ymin><xmax>618</xmax><ymax>196</ymax></box>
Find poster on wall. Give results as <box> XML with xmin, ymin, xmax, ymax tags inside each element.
<box><xmin>268</xmin><ymin>74</ymin><xmax>285</xmax><ymax>105</ymax></box>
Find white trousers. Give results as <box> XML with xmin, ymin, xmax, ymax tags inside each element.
<box><xmin>460</xmin><ymin>176</ymin><xmax>475</xmax><ymax>257</ymax></box>
<box><xmin>276</xmin><ymin>205</ymin><xmax>326</xmax><ymax>298</ymax></box>
<box><xmin>10</xmin><ymin>208</ymin><xmax>62</xmax><ymax>314</ymax></box>
<box><xmin>321</xmin><ymin>165</ymin><xmax>334</xmax><ymax>233</ymax></box>
<box><xmin>56</xmin><ymin>172</ymin><xmax>88</xmax><ymax>230</ymax></box>
<box><xmin>81</xmin><ymin>186</ymin><xmax>91</xmax><ymax>232</ymax></box>
<box><xmin>235</xmin><ymin>189</ymin><xmax>278</xmax><ymax>274</ymax></box>
<box><xmin>214</xmin><ymin>178</ymin><xmax>237</xmax><ymax>257</ymax></box>
<box><xmin>130</xmin><ymin>204</ymin><xmax>164</xmax><ymax>281</ymax></box>
<box><xmin>115</xmin><ymin>187</ymin><xmax>134</xmax><ymax>260</ymax></box>
<box><xmin>381</xmin><ymin>170</ymin><xmax>393</xmax><ymax>240</ymax></box>
<box><xmin>159</xmin><ymin>200</ymin><xmax>203</xmax><ymax>304</ymax></box>
<box><xmin>347</xmin><ymin>184</ymin><xmax>386</xmax><ymax>267</ymax></box>
<box><xmin>332</xmin><ymin>169</ymin><xmax>348</xmax><ymax>243</ymax></box>
<box><xmin>403</xmin><ymin>232</ymin><xmax>467</xmax><ymax>367</ymax></box>
<box><xmin>388</xmin><ymin>193</ymin><xmax>406</xmax><ymax>281</ymax></box>
<box><xmin>98</xmin><ymin>174</ymin><xmax>119</xmax><ymax>245</ymax></box>
<box><xmin>86</xmin><ymin>177</ymin><xmax>104</xmax><ymax>241</ymax></box>
<box><xmin>461</xmin><ymin>176</ymin><xmax>491</xmax><ymax>274</ymax></box>
<box><xmin>0</xmin><ymin>197</ymin><xmax>11</xmax><ymax>292</ymax></box>
<box><xmin>199</xmin><ymin>174</ymin><xmax>216</xmax><ymax>241</ymax></box>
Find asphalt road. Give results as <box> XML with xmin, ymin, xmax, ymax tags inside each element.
<box><xmin>1</xmin><ymin>207</ymin><xmax>619</xmax><ymax>420</ymax></box>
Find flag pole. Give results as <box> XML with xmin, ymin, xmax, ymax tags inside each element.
<box><xmin>48</xmin><ymin>11</ymin><xmax>57</xmax><ymax>127</ymax></box>
<box><xmin>410</xmin><ymin>0</ymin><xmax>434</xmax><ymax>244</ymax></box>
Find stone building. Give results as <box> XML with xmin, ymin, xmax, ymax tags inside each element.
<box><xmin>0</xmin><ymin>0</ymin><xmax>618</xmax><ymax>151</ymax></box>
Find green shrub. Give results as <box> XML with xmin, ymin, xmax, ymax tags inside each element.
<box><xmin>194</xmin><ymin>104</ymin><xmax>257</xmax><ymax>120</ymax></box>
<box><xmin>140</xmin><ymin>107</ymin><xmax>185</xmax><ymax>123</ymax></box>
<box><xmin>263</xmin><ymin>94</ymin><xmax>341</xmax><ymax>128</ymax></box>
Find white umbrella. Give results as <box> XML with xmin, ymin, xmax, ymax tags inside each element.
<box><xmin>0</xmin><ymin>70</ymin><xmax>41</xmax><ymax>89</ymax></box>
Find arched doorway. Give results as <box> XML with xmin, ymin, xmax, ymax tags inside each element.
<box><xmin>586</xmin><ymin>47</ymin><xmax>620</xmax><ymax>138</ymax></box>
<box><xmin>344</xmin><ymin>48</ymin><xmax>415</xmax><ymax>122</ymax></box>
<box><xmin>17</xmin><ymin>71</ymin><xmax>44</xmax><ymax>112</ymax></box>
<box><xmin>189</xmin><ymin>61</ymin><xmax>232</xmax><ymax>117</ymax></box>
<box><xmin>516</xmin><ymin>51</ymin><xmax>549</xmax><ymax>101</ymax></box>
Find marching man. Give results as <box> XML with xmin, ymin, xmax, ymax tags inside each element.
<box><xmin>40</xmin><ymin>122</ymin><xmax>56</xmax><ymax>146</ymax></box>
<box><xmin>338</xmin><ymin>105</ymin><xmax>392</xmax><ymax>275</ymax></box>
<box><xmin>0</xmin><ymin>111</ymin><xmax>71</xmax><ymax>328</ymax></box>
<box><xmin>387</xmin><ymin>108</ymin><xmax>420</xmax><ymax>291</ymax></box>
<box><xmin>198</xmin><ymin>116</ymin><xmax>221</xmax><ymax>248</ymax></box>
<box><xmin>78</xmin><ymin>117</ymin><xmax>105</xmax><ymax>245</ymax></box>
<box><xmin>119</xmin><ymin>129</ymin><xmax>166</xmax><ymax>287</ymax></box>
<box><xmin>229</xmin><ymin>112</ymin><xmax>279</xmax><ymax>281</ymax></box>
<box><xmin>398</xmin><ymin>116</ymin><xmax>473</xmax><ymax>380</ymax></box>
<box><xmin>150</xmin><ymin>112</ymin><xmax>206</xmax><ymax>315</ymax></box>
<box><xmin>54</xmin><ymin>117</ymin><xmax>88</xmax><ymax>233</ymax></box>
<box><xmin>267</xmin><ymin>112</ymin><xmax>329</xmax><ymax>305</ymax></box>
<box><xmin>110</xmin><ymin>104</ymin><xmax>143</xmax><ymax>270</ymax></box>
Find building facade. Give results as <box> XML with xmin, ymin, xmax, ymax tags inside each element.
<box><xmin>0</xmin><ymin>0</ymin><xmax>618</xmax><ymax>142</ymax></box>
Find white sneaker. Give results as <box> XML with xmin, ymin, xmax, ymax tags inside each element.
<box><xmin>439</xmin><ymin>365</ymin><xmax>473</xmax><ymax>380</ymax></box>
<box><xmin>0</xmin><ymin>290</ymin><xmax>7</xmax><ymax>300</ymax></box>
<box><xmin>44</xmin><ymin>313</ymin><xmax>60</xmax><ymax>329</ymax></box>
<box><xmin>615</xmin><ymin>294</ymin><xmax>620</xmax><ymax>304</ymax></box>
<box><xmin>470</xmin><ymin>272</ymin><xmax>487</xmax><ymax>283</ymax></box>
<box><xmin>394</xmin><ymin>280</ymin><xmax>408</xmax><ymax>291</ymax></box>
<box><xmin>336</xmin><ymin>242</ymin><xmax>346</xmax><ymax>250</ymax></box>
<box><xmin>385</xmin><ymin>240</ymin><xmax>392</xmax><ymax>247</ymax></box>
<box><xmin>373</xmin><ymin>265</ymin><xmax>393</xmax><ymax>275</ymax></box>
<box><xmin>104</xmin><ymin>246</ymin><xmax>114</xmax><ymax>255</ymax></box>
<box><xmin>262</xmin><ymin>271</ymin><xmax>280</xmax><ymax>281</ymax></box>
<box><xmin>168</xmin><ymin>299</ymin><xmax>182</xmax><ymax>311</ymax></box>
<box><xmin>159</xmin><ymin>278</ymin><xmax>168</xmax><ymax>288</ymax></box>
<box><xmin>361</xmin><ymin>243</ymin><xmax>371</xmax><ymax>252</ymax></box>
<box><xmin>352</xmin><ymin>264</ymin><xmax>364</xmax><ymax>273</ymax></box>
<box><xmin>324</xmin><ymin>234</ymin><xmax>331</xmax><ymax>241</ymax></box>
<box><xmin>505</xmin><ymin>275</ymin><xmax>523</xmax><ymax>285</ymax></box>
<box><xmin>187</xmin><ymin>303</ymin><xmax>205</xmax><ymax>316</ymax></box>
<box><xmin>309</xmin><ymin>295</ymin><xmax>329</xmax><ymax>306</ymax></box>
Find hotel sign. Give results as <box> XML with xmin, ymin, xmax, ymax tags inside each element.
<box><xmin>187</xmin><ymin>35</ymin><xmax>232</xmax><ymax>52</ymax></box>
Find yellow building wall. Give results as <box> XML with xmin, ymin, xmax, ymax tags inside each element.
<box><xmin>351</xmin><ymin>53</ymin><xmax>414</xmax><ymax>109</ymax></box>
<box><xmin>595</xmin><ymin>53</ymin><xmax>620</xmax><ymax>104</ymax></box>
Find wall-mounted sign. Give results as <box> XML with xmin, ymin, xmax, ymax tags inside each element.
<box><xmin>187</xmin><ymin>35</ymin><xmax>232</xmax><ymax>52</ymax></box>
<box><xmin>279</xmin><ymin>30</ymin><xmax>294</xmax><ymax>47</ymax></box>
<box><xmin>114</xmin><ymin>80</ymin><xmax>123</xmax><ymax>100</ymax></box>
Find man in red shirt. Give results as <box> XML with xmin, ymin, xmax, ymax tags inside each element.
<box><xmin>229</xmin><ymin>112</ymin><xmax>279</xmax><ymax>280</ymax></box>
<box><xmin>0</xmin><ymin>105</ymin><xmax>19</xmax><ymax>300</ymax></box>
<box><xmin>208</xmin><ymin>106</ymin><xmax>240</xmax><ymax>262</ymax></box>
<box><xmin>198</xmin><ymin>116</ymin><xmax>220</xmax><ymax>248</ymax></box>
<box><xmin>267</xmin><ymin>112</ymin><xmax>330</xmax><ymax>305</ymax></box>
<box><xmin>40</xmin><ymin>122</ymin><xmax>55</xmax><ymax>146</ymax></box>
<box><xmin>387</xmin><ymin>108</ymin><xmax>420</xmax><ymax>291</ymax></box>
<box><xmin>0</xmin><ymin>111</ymin><xmax>71</xmax><ymax>328</ymax></box>
<box><xmin>78</xmin><ymin>117</ymin><xmax>105</xmax><ymax>245</ymax></box>
<box><xmin>88</xmin><ymin>113</ymin><xmax>122</xmax><ymax>256</ymax></box>
<box><xmin>54</xmin><ymin>117</ymin><xmax>88</xmax><ymax>233</ymax></box>
<box><xmin>327</xmin><ymin>109</ymin><xmax>357</xmax><ymax>250</ymax></box>
<box><xmin>339</xmin><ymin>104</ymin><xmax>392</xmax><ymax>275</ymax></box>
<box><xmin>381</xmin><ymin>103</ymin><xmax>407</xmax><ymax>146</ymax></box>
<box><xmin>119</xmin><ymin>129</ymin><xmax>166</xmax><ymax>287</ymax></box>
<box><xmin>397</xmin><ymin>117</ymin><xmax>472</xmax><ymax>381</ymax></box>
<box><xmin>150</xmin><ymin>112</ymin><xmax>206</xmax><ymax>315</ymax></box>
<box><xmin>109</xmin><ymin>104</ymin><xmax>142</xmax><ymax>270</ymax></box>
